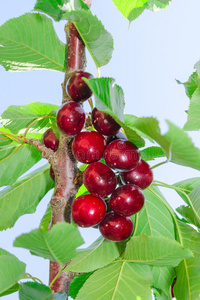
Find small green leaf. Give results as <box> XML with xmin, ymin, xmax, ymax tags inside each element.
<box><xmin>183</xmin><ymin>87</ymin><xmax>200</xmax><ymax>131</ymax></box>
<box><xmin>176</xmin><ymin>71</ymin><xmax>200</xmax><ymax>99</ymax></box>
<box><xmin>176</xmin><ymin>205</ymin><xmax>200</xmax><ymax>228</ymax></box>
<box><xmin>75</xmin><ymin>184</ymin><xmax>89</xmax><ymax>198</ymax></box>
<box><xmin>0</xmin><ymin>13</ymin><xmax>65</xmax><ymax>72</ymax></box>
<box><xmin>151</xmin><ymin>266</ymin><xmax>175</xmax><ymax>298</ymax></box>
<box><xmin>0</xmin><ymin>164</ymin><xmax>54</xmax><ymax>230</ymax></box>
<box><xmin>62</xmin><ymin>11</ymin><xmax>113</xmax><ymax>68</ymax></box>
<box><xmin>69</xmin><ymin>272</ymin><xmax>94</xmax><ymax>299</ymax></box>
<box><xmin>0</xmin><ymin>102</ymin><xmax>58</xmax><ymax>135</ymax></box>
<box><xmin>14</xmin><ymin>223</ymin><xmax>84</xmax><ymax>265</ymax></box>
<box><xmin>76</xmin><ymin>262</ymin><xmax>152</xmax><ymax>300</ymax></box>
<box><xmin>0</xmin><ymin>249</ymin><xmax>26</xmax><ymax>294</ymax></box>
<box><xmin>34</xmin><ymin>0</ymin><xmax>89</xmax><ymax>21</ymax></box>
<box><xmin>39</xmin><ymin>202</ymin><xmax>52</xmax><ymax>231</ymax></box>
<box><xmin>174</xmin><ymin>221</ymin><xmax>200</xmax><ymax>300</ymax></box>
<box><xmin>140</xmin><ymin>146</ymin><xmax>165</xmax><ymax>161</ymax></box>
<box><xmin>84</xmin><ymin>77</ymin><xmax>145</xmax><ymax>148</ymax></box>
<box><xmin>123</xmin><ymin>234</ymin><xmax>193</xmax><ymax>266</ymax></box>
<box><xmin>65</xmin><ymin>236</ymin><xmax>124</xmax><ymax>272</ymax></box>
<box><xmin>174</xmin><ymin>177</ymin><xmax>200</xmax><ymax>205</ymax></box>
<box><xmin>0</xmin><ymin>142</ymin><xmax>42</xmax><ymax>187</ymax></box>
<box><xmin>0</xmin><ymin>283</ymin><xmax>20</xmax><ymax>297</ymax></box>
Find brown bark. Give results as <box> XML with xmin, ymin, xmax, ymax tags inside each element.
<box><xmin>49</xmin><ymin>1</ymin><xmax>91</xmax><ymax>293</ymax></box>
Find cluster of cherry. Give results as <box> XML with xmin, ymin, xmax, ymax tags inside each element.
<box><xmin>42</xmin><ymin>71</ymin><xmax>153</xmax><ymax>242</ymax></box>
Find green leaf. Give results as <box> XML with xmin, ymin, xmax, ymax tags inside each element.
<box><xmin>174</xmin><ymin>221</ymin><xmax>200</xmax><ymax>300</ymax></box>
<box><xmin>19</xmin><ymin>282</ymin><xmax>66</xmax><ymax>300</ymax></box>
<box><xmin>124</xmin><ymin>117</ymin><xmax>200</xmax><ymax>170</ymax></box>
<box><xmin>34</xmin><ymin>0</ymin><xmax>89</xmax><ymax>21</ymax></box>
<box><xmin>65</xmin><ymin>236</ymin><xmax>124</xmax><ymax>272</ymax></box>
<box><xmin>183</xmin><ymin>87</ymin><xmax>200</xmax><ymax>131</ymax></box>
<box><xmin>84</xmin><ymin>77</ymin><xmax>145</xmax><ymax>148</ymax></box>
<box><xmin>0</xmin><ymin>13</ymin><xmax>65</xmax><ymax>72</ymax></box>
<box><xmin>176</xmin><ymin>205</ymin><xmax>200</xmax><ymax>228</ymax></box>
<box><xmin>63</xmin><ymin>11</ymin><xmax>113</xmax><ymax>68</ymax></box>
<box><xmin>0</xmin><ymin>142</ymin><xmax>42</xmax><ymax>187</ymax></box>
<box><xmin>39</xmin><ymin>202</ymin><xmax>52</xmax><ymax>231</ymax></box>
<box><xmin>69</xmin><ymin>272</ymin><xmax>94</xmax><ymax>299</ymax></box>
<box><xmin>14</xmin><ymin>222</ymin><xmax>84</xmax><ymax>265</ymax></box>
<box><xmin>176</xmin><ymin>71</ymin><xmax>200</xmax><ymax>99</ymax></box>
<box><xmin>135</xmin><ymin>186</ymin><xmax>175</xmax><ymax>239</ymax></box>
<box><xmin>75</xmin><ymin>184</ymin><xmax>89</xmax><ymax>198</ymax></box>
<box><xmin>112</xmin><ymin>0</ymin><xmax>170</xmax><ymax>22</ymax></box>
<box><xmin>0</xmin><ymin>102</ymin><xmax>58</xmax><ymax>135</ymax></box>
<box><xmin>76</xmin><ymin>262</ymin><xmax>152</xmax><ymax>300</ymax></box>
<box><xmin>140</xmin><ymin>146</ymin><xmax>165</xmax><ymax>161</ymax></box>
<box><xmin>0</xmin><ymin>283</ymin><xmax>20</xmax><ymax>297</ymax></box>
<box><xmin>151</xmin><ymin>266</ymin><xmax>175</xmax><ymax>298</ymax></box>
<box><xmin>0</xmin><ymin>249</ymin><xmax>26</xmax><ymax>294</ymax></box>
<box><xmin>0</xmin><ymin>164</ymin><xmax>54</xmax><ymax>230</ymax></box>
<box><xmin>174</xmin><ymin>177</ymin><xmax>200</xmax><ymax>205</ymax></box>
<box><xmin>123</xmin><ymin>234</ymin><xmax>193</xmax><ymax>266</ymax></box>
<box><xmin>185</xmin><ymin>186</ymin><xmax>200</xmax><ymax>224</ymax></box>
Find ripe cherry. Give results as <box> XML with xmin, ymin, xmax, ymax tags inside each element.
<box><xmin>67</xmin><ymin>71</ymin><xmax>93</xmax><ymax>102</ymax></box>
<box><xmin>121</xmin><ymin>159</ymin><xmax>153</xmax><ymax>190</ymax></box>
<box><xmin>72</xmin><ymin>131</ymin><xmax>106</xmax><ymax>163</ymax></box>
<box><xmin>91</xmin><ymin>108</ymin><xmax>121</xmax><ymax>136</ymax></box>
<box><xmin>42</xmin><ymin>128</ymin><xmax>59</xmax><ymax>151</ymax></box>
<box><xmin>49</xmin><ymin>166</ymin><xmax>55</xmax><ymax>181</ymax></box>
<box><xmin>83</xmin><ymin>162</ymin><xmax>117</xmax><ymax>198</ymax></box>
<box><xmin>99</xmin><ymin>212</ymin><xmax>134</xmax><ymax>242</ymax></box>
<box><xmin>104</xmin><ymin>139</ymin><xmax>140</xmax><ymax>171</ymax></box>
<box><xmin>57</xmin><ymin>101</ymin><xmax>85</xmax><ymax>135</ymax></box>
<box><xmin>109</xmin><ymin>184</ymin><xmax>145</xmax><ymax>217</ymax></box>
<box><xmin>71</xmin><ymin>194</ymin><xmax>107</xmax><ymax>227</ymax></box>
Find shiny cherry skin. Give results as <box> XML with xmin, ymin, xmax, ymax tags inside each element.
<box><xmin>104</xmin><ymin>139</ymin><xmax>140</xmax><ymax>171</ymax></box>
<box><xmin>67</xmin><ymin>71</ymin><xmax>93</xmax><ymax>102</ymax></box>
<box><xmin>49</xmin><ymin>166</ymin><xmax>55</xmax><ymax>181</ymax></box>
<box><xmin>42</xmin><ymin>128</ymin><xmax>59</xmax><ymax>151</ymax></box>
<box><xmin>99</xmin><ymin>212</ymin><xmax>134</xmax><ymax>242</ymax></box>
<box><xmin>109</xmin><ymin>184</ymin><xmax>145</xmax><ymax>217</ymax></box>
<box><xmin>121</xmin><ymin>159</ymin><xmax>153</xmax><ymax>190</ymax></box>
<box><xmin>106</xmin><ymin>131</ymin><xmax>127</xmax><ymax>145</ymax></box>
<box><xmin>91</xmin><ymin>108</ymin><xmax>121</xmax><ymax>136</ymax></box>
<box><xmin>83</xmin><ymin>162</ymin><xmax>117</xmax><ymax>198</ymax></box>
<box><xmin>57</xmin><ymin>101</ymin><xmax>85</xmax><ymax>135</ymax></box>
<box><xmin>72</xmin><ymin>131</ymin><xmax>106</xmax><ymax>163</ymax></box>
<box><xmin>71</xmin><ymin>194</ymin><xmax>107</xmax><ymax>227</ymax></box>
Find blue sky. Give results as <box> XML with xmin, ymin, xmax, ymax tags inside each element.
<box><xmin>1</xmin><ymin>1</ymin><xmax>200</xmax><ymax>299</ymax></box>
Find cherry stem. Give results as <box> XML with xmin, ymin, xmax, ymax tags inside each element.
<box><xmin>23</xmin><ymin>273</ymin><xmax>43</xmax><ymax>284</ymax></box>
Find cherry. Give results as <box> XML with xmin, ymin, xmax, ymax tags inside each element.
<box><xmin>171</xmin><ymin>278</ymin><xmax>176</xmax><ymax>298</ymax></box>
<box><xmin>99</xmin><ymin>212</ymin><xmax>134</xmax><ymax>242</ymax></box>
<box><xmin>67</xmin><ymin>71</ymin><xmax>93</xmax><ymax>102</ymax></box>
<box><xmin>109</xmin><ymin>184</ymin><xmax>145</xmax><ymax>217</ymax></box>
<box><xmin>42</xmin><ymin>128</ymin><xmax>59</xmax><ymax>151</ymax></box>
<box><xmin>104</xmin><ymin>139</ymin><xmax>140</xmax><ymax>171</ymax></box>
<box><xmin>121</xmin><ymin>159</ymin><xmax>153</xmax><ymax>189</ymax></box>
<box><xmin>56</xmin><ymin>101</ymin><xmax>85</xmax><ymax>135</ymax></box>
<box><xmin>83</xmin><ymin>162</ymin><xmax>117</xmax><ymax>198</ymax></box>
<box><xmin>71</xmin><ymin>194</ymin><xmax>107</xmax><ymax>227</ymax></box>
<box><xmin>49</xmin><ymin>166</ymin><xmax>55</xmax><ymax>181</ymax></box>
<box><xmin>72</xmin><ymin>131</ymin><xmax>106</xmax><ymax>163</ymax></box>
<box><xmin>91</xmin><ymin>108</ymin><xmax>121</xmax><ymax>136</ymax></box>
<box><xmin>106</xmin><ymin>131</ymin><xmax>127</xmax><ymax>145</ymax></box>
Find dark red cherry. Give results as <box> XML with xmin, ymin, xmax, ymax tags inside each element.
<box><xmin>67</xmin><ymin>71</ymin><xmax>93</xmax><ymax>102</ymax></box>
<box><xmin>99</xmin><ymin>212</ymin><xmax>134</xmax><ymax>242</ymax></box>
<box><xmin>71</xmin><ymin>194</ymin><xmax>107</xmax><ymax>227</ymax></box>
<box><xmin>106</xmin><ymin>131</ymin><xmax>127</xmax><ymax>145</ymax></box>
<box><xmin>42</xmin><ymin>128</ymin><xmax>59</xmax><ymax>151</ymax></box>
<box><xmin>109</xmin><ymin>184</ymin><xmax>145</xmax><ymax>217</ymax></box>
<box><xmin>83</xmin><ymin>162</ymin><xmax>117</xmax><ymax>198</ymax></box>
<box><xmin>49</xmin><ymin>166</ymin><xmax>55</xmax><ymax>181</ymax></box>
<box><xmin>171</xmin><ymin>278</ymin><xmax>176</xmax><ymax>298</ymax></box>
<box><xmin>121</xmin><ymin>159</ymin><xmax>153</xmax><ymax>190</ymax></box>
<box><xmin>104</xmin><ymin>139</ymin><xmax>140</xmax><ymax>171</ymax></box>
<box><xmin>72</xmin><ymin>131</ymin><xmax>106</xmax><ymax>163</ymax></box>
<box><xmin>57</xmin><ymin>101</ymin><xmax>85</xmax><ymax>135</ymax></box>
<box><xmin>91</xmin><ymin>108</ymin><xmax>121</xmax><ymax>136</ymax></box>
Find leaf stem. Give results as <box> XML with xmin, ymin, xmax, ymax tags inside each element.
<box><xmin>152</xmin><ymin>180</ymin><xmax>191</xmax><ymax>193</ymax></box>
<box><xmin>0</xmin><ymin>130</ymin><xmax>22</xmax><ymax>144</ymax></box>
<box><xmin>49</xmin><ymin>267</ymin><xmax>63</xmax><ymax>288</ymax></box>
<box><xmin>24</xmin><ymin>273</ymin><xmax>43</xmax><ymax>284</ymax></box>
<box><xmin>151</xmin><ymin>160</ymin><xmax>168</xmax><ymax>169</ymax></box>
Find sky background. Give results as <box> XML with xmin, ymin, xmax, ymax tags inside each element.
<box><xmin>1</xmin><ymin>0</ymin><xmax>200</xmax><ymax>299</ymax></box>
